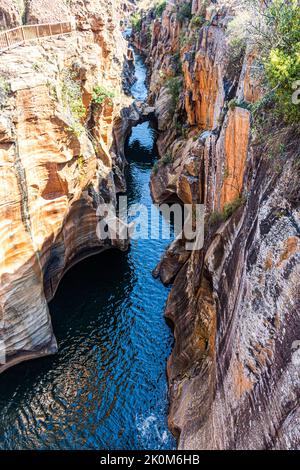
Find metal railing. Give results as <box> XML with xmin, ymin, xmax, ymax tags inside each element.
<box><xmin>0</xmin><ymin>21</ymin><xmax>75</xmax><ymax>53</ymax></box>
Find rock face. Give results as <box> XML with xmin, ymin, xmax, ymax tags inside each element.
<box><xmin>25</xmin><ymin>0</ymin><xmax>70</xmax><ymax>24</ymax></box>
<box><xmin>0</xmin><ymin>0</ymin><xmax>22</xmax><ymax>29</ymax></box>
<box><xmin>0</xmin><ymin>0</ymin><xmax>131</xmax><ymax>373</ymax></box>
<box><xmin>135</xmin><ymin>0</ymin><xmax>300</xmax><ymax>450</ymax></box>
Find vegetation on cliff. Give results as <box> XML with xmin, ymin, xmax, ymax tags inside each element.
<box><xmin>132</xmin><ymin>0</ymin><xmax>167</xmax><ymax>31</ymax></box>
<box><xmin>92</xmin><ymin>85</ymin><xmax>115</xmax><ymax>105</ymax></box>
<box><xmin>132</xmin><ymin>0</ymin><xmax>299</xmax><ymax>215</ymax></box>
<box><xmin>227</xmin><ymin>0</ymin><xmax>300</xmax><ymax>123</ymax></box>
<box><xmin>264</xmin><ymin>0</ymin><xmax>300</xmax><ymax>122</ymax></box>
<box><xmin>0</xmin><ymin>0</ymin><xmax>130</xmax><ymax>374</ymax></box>
<box><xmin>134</xmin><ymin>0</ymin><xmax>300</xmax><ymax>451</ymax></box>
<box><xmin>133</xmin><ymin>0</ymin><xmax>300</xmax><ymax>125</ymax></box>
<box><xmin>62</xmin><ymin>69</ymin><xmax>86</xmax><ymax>136</ymax></box>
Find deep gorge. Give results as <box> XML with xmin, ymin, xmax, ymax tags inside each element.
<box><xmin>0</xmin><ymin>47</ymin><xmax>175</xmax><ymax>450</ymax></box>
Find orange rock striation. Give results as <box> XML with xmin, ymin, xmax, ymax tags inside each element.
<box><xmin>0</xmin><ymin>0</ymin><xmax>132</xmax><ymax>373</ymax></box>
<box><xmin>136</xmin><ymin>0</ymin><xmax>300</xmax><ymax>450</ymax></box>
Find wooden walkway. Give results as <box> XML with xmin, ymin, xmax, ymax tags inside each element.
<box><xmin>0</xmin><ymin>21</ymin><xmax>75</xmax><ymax>53</ymax></box>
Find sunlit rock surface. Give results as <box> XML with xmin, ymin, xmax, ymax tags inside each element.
<box><xmin>138</xmin><ymin>0</ymin><xmax>300</xmax><ymax>450</ymax></box>
<box><xmin>0</xmin><ymin>0</ymin><xmax>130</xmax><ymax>372</ymax></box>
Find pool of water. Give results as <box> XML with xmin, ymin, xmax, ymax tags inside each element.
<box><xmin>0</xmin><ymin>49</ymin><xmax>175</xmax><ymax>450</ymax></box>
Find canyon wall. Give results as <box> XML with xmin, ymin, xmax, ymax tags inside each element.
<box><xmin>0</xmin><ymin>1</ymin><xmax>22</xmax><ymax>29</ymax></box>
<box><xmin>0</xmin><ymin>0</ymin><xmax>131</xmax><ymax>372</ymax></box>
<box><xmin>135</xmin><ymin>0</ymin><xmax>300</xmax><ymax>449</ymax></box>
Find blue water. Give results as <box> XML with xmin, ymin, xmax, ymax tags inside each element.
<box><xmin>0</xmin><ymin>50</ymin><xmax>175</xmax><ymax>450</ymax></box>
<box><xmin>131</xmin><ymin>53</ymin><xmax>148</xmax><ymax>102</ymax></box>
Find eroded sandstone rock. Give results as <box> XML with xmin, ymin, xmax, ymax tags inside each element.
<box><xmin>0</xmin><ymin>0</ymin><xmax>131</xmax><ymax>373</ymax></box>
<box><xmin>25</xmin><ymin>0</ymin><xmax>70</xmax><ymax>24</ymax></box>
<box><xmin>137</xmin><ymin>0</ymin><xmax>300</xmax><ymax>450</ymax></box>
<box><xmin>0</xmin><ymin>0</ymin><xmax>22</xmax><ymax>30</ymax></box>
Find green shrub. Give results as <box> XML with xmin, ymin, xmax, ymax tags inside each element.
<box><xmin>92</xmin><ymin>85</ymin><xmax>115</xmax><ymax>105</ymax></box>
<box><xmin>177</xmin><ymin>1</ymin><xmax>192</xmax><ymax>23</ymax></box>
<box><xmin>223</xmin><ymin>196</ymin><xmax>245</xmax><ymax>220</ymax></box>
<box><xmin>70</xmin><ymin>100</ymin><xmax>86</xmax><ymax>119</ymax></box>
<box><xmin>0</xmin><ymin>76</ymin><xmax>9</xmax><ymax>94</ymax></box>
<box><xmin>77</xmin><ymin>154</ymin><xmax>85</xmax><ymax>169</ymax></box>
<box><xmin>239</xmin><ymin>100</ymin><xmax>252</xmax><ymax>111</ymax></box>
<box><xmin>208</xmin><ymin>211</ymin><xmax>224</xmax><ymax>226</ymax></box>
<box><xmin>166</xmin><ymin>76</ymin><xmax>182</xmax><ymax>109</ymax></box>
<box><xmin>228</xmin><ymin>99</ymin><xmax>237</xmax><ymax>111</ymax></box>
<box><xmin>249</xmin><ymin>90</ymin><xmax>276</xmax><ymax>118</ymax></box>
<box><xmin>228</xmin><ymin>0</ymin><xmax>300</xmax><ymax>123</ymax></box>
<box><xmin>267</xmin><ymin>0</ymin><xmax>300</xmax><ymax>52</ymax></box>
<box><xmin>153</xmin><ymin>162</ymin><xmax>159</xmax><ymax>175</ymax></box>
<box><xmin>228</xmin><ymin>98</ymin><xmax>252</xmax><ymax>111</ymax></box>
<box><xmin>172</xmin><ymin>51</ymin><xmax>183</xmax><ymax>76</ymax></box>
<box><xmin>155</xmin><ymin>0</ymin><xmax>167</xmax><ymax>17</ymax></box>
<box><xmin>66</xmin><ymin>122</ymin><xmax>85</xmax><ymax>138</ymax></box>
<box><xmin>175</xmin><ymin>121</ymin><xmax>183</xmax><ymax>136</ymax></box>
<box><xmin>266</xmin><ymin>49</ymin><xmax>300</xmax><ymax>123</ymax></box>
<box><xmin>32</xmin><ymin>62</ymin><xmax>42</xmax><ymax>72</ymax></box>
<box><xmin>161</xmin><ymin>152</ymin><xmax>173</xmax><ymax>165</ymax></box>
<box><xmin>14</xmin><ymin>0</ymin><xmax>26</xmax><ymax>23</ymax></box>
<box><xmin>208</xmin><ymin>196</ymin><xmax>245</xmax><ymax>226</ymax></box>
<box><xmin>227</xmin><ymin>37</ymin><xmax>247</xmax><ymax>81</ymax></box>
<box><xmin>132</xmin><ymin>11</ymin><xmax>142</xmax><ymax>31</ymax></box>
<box><xmin>190</xmin><ymin>15</ymin><xmax>205</xmax><ymax>29</ymax></box>
<box><xmin>263</xmin><ymin>0</ymin><xmax>300</xmax><ymax>123</ymax></box>
<box><xmin>62</xmin><ymin>70</ymin><xmax>86</xmax><ymax>121</ymax></box>
<box><xmin>47</xmin><ymin>80</ymin><xmax>58</xmax><ymax>101</ymax></box>
<box><xmin>179</xmin><ymin>32</ymin><xmax>189</xmax><ymax>48</ymax></box>
<box><xmin>159</xmin><ymin>70</ymin><xmax>166</xmax><ymax>80</ymax></box>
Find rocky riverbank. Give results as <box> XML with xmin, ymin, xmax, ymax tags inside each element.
<box><xmin>0</xmin><ymin>0</ymin><xmax>134</xmax><ymax>372</ymax></box>
<box><xmin>133</xmin><ymin>0</ymin><xmax>300</xmax><ymax>450</ymax></box>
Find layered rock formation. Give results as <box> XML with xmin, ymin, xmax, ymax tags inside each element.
<box><xmin>25</xmin><ymin>0</ymin><xmax>70</xmax><ymax>24</ymax></box>
<box><xmin>0</xmin><ymin>0</ymin><xmax>131</xmax><ymax>372</ymax></box>
<box><xmin>0</xmin><ymin>0</ymin><xmax>22</xmax><ymax>29</ymax></box>
<box><xmin>135</xmin><ymin>0</ymin><xmax>300</xmax><ymax>449</ymax></box>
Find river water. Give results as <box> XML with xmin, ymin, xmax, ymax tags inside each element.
<box><xmin>0</xmin><ymin>49</ymin><xmax>175</xmax><ymax>450</ymax></box>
